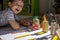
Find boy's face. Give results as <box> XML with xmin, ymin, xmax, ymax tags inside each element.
<box><xmin>10</xmin><ymin>0</ymin><xmax>24</xmax><ymax>14</ymax></box>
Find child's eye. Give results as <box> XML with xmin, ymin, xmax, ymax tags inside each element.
<box><xmin>18</xmin><ymin>5</ymin><xmax>23</xmax><ymax>7</ymax></box>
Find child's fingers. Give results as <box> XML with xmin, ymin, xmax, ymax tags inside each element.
<box><xmin>23</xmin><ymin>21</ymin><xmax>30</xmax><ymax>27</ymax></box>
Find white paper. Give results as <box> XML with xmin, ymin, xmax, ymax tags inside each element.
<box><xmin>0</xmin><ymin>34</ymin><xmax>14</xmax><ymax>40</ymax></box>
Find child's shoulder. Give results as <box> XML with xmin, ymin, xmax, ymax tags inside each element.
<box><xmin>2</xmin><ymin>8</ymin><xmax>10</xmax><ymax>13</ymax></box>
<box><xmin>3</xmin><ymin>8</ymin><xmax>14</xmax><ymax>14</ymax></box>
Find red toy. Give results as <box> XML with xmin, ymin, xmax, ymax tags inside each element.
<box><xmin>32</xmin><ymin>24</ymin><xmax>38</xmax><ymax>30</ymax></box>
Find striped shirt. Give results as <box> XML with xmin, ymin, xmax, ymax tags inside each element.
<box><xmin>0</xmin><ymin>8</ymin><xmax>19</xmax><ymax>26</ymax></box>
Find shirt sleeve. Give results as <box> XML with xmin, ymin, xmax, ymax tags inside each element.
<box><xmin>7</xmin><ymin>12</ymin><xmax>15</xmax><ymax>20</ymax></box>
<box><xmin>14</xmin><ymin>15</ymin><xmax>20</xmax><ymax>20</ymax></box>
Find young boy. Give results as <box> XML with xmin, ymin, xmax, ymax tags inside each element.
<box><xmin>0</xmin><ymin>0</ymin><xmax>30</xmax><ymax>30</ymax></box>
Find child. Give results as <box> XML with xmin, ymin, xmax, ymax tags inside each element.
<box><xmin>0</xmin><ymin>0</ymin><xmax>30</xmax><ymax>30</ymax></box>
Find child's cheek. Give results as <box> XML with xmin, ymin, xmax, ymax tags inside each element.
<box><xmin>12</xmin><ymin>7</ymin><xmax>16</xmax><ymax>11</ymax></box>
<box><xmin>19</xmin><ymin>8</ymin><xmax>22</xmax><ymax>12</ymax></box>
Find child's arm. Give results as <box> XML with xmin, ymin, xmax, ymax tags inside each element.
<box><xmin>16</xmin><ymin>20</ymin><xmax>31</xmax><ymax>27</ymax></box>
<box><xmin>8</xmin><ymin>20</ymin><xmax>20</xmax><ymax>30</ymax></box>
<box><xmin>14</xmin><ymin>15</ymin><xmax>31</xmax><ymax>26</ymax></box>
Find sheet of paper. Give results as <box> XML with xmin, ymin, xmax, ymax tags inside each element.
<box><xmin>0</xmin><ymin>34</ymin><xmax>14</xmax><ymax>40</ymax></box>
<box><xmin>14</xmin><ymin>31</ymin><xmax>51</xmax><ymax>40</ymax></box>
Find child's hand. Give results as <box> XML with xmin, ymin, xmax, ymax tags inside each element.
<box><xmin>18</xmin><ymin>20</ymin><xmax>31</xmax><ymax>27</ymax></box>
<box><xmin>23</xmin><ymin>21</ymin><xmax>30</xmax><ymax>27</ymax></box>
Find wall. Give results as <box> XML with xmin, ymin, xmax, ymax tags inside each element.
<box><xmin>39</xmin><ymin>0</ymin><xmax>55</xmax><ymax>14</ymax></box>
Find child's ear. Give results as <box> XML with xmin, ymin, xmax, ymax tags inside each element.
<box><xmin>8</xmin><ymin>2</ymin><xmax>12</xmax><ymax>7</ymax></box>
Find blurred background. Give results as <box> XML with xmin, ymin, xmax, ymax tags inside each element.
<box><xmin>0</xmin><ymin>0</ymin><xmax>60</xmax><ymax>24</ymax></box>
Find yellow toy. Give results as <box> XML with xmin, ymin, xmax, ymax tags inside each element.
<box><xmin>37</xmin><ymin>31</ymin><xmax>45</xmax><ymax>35</ymax></box>
<box><xmin>42</xmin><ymin>15</ymin><xmax>49</xmax><ymax>33</ymax></box>
<box><xmin>52</xmin><ymin>34</ymin><xmax>59</xmax><ymax>40</ymax></box>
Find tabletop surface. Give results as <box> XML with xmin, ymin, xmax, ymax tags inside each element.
<box><xmin>0</xmin><ymin>16</ymin><xmax>33</xmax><ymax>35</ymax></box>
